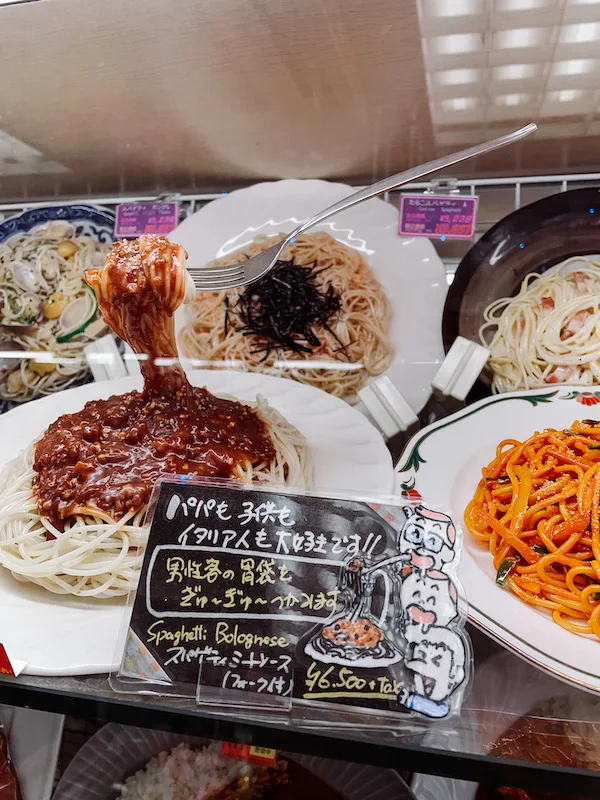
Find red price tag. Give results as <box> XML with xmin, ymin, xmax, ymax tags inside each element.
<box><xmin>221</xmin><ymin>741</ymin><xmax>250</xmax><ymax>761</ymax></box>
<box><xmin>399</xmin><ymin>194</ymin><xmax>478</xmax><ymax>240</ymax></box>
<box><xmin>221</xmin><ymin>742</ymin><xmax>277</xmax><ymax>766</ymax></box>
<box><xmin>0</xmin><ymin>644</ymin><xmax>15</xmax><ymax>676</ymax></box>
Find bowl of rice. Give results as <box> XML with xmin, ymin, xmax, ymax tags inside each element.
<box><xmin>53</xmin><ymin>723</ymin><xmax>415</xmax><ymax>800</ymax></box>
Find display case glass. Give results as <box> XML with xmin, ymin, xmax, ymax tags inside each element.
<box><xmin>2</xmin><ymin>1</ymin><xmax>600</xmax><ymax>798</ymax></box>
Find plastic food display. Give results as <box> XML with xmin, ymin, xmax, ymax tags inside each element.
<box><xmin>2</xmin><ymin>4</ymin><xmax>600</xmax><ymax>792</ymax></box>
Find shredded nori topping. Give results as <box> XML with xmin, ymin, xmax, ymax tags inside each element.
<box><xmin>225</xmin><ymin>258</ymin><xmax>346</xmax><ymax>362</ymax></box>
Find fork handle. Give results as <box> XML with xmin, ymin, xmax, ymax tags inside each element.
<box><xmin>288</xmin><ymin>123</ymin><xmax>537</xmax><ymax>240</ymax></box>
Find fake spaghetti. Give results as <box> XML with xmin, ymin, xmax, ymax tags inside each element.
<box><xmin>179</xmin><ymin>232</ymin><xmax>392</xmax><ymax>404</ymax></box>
<box><xmin>0</xmin><ymin>236</ymin><xmax>310</xmax><ymax>599</ymax></box>
<box><xmin>465</xmin><ymin>420</ymin><xmax>600</xmax><ymax>640</ymax></box>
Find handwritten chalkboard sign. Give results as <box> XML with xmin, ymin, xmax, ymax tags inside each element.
<box><xmin>118</xmin><ymin>480</ymin><xmax>470</xmax><ymax>722</ymax></box>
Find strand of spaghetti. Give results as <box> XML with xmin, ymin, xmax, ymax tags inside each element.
<box><xmin>546</xmin><ymin>449</ymin><xmax>593</xmax><ymax>470</ymax></box>
<box><xmin>592</xmin><ymin>468</ymin><xmax>600</xmax><ymax>564</ymax></box>
<box><xmin>478</xmin><ymin>512</ymin><xmax>540</xmax><ymax>562</ymax></box>
<box><xmin>553</xmin><ymin>612</ymin><xmax>593</xmax><ymax>634</ymax></box>
<box><xmin>508</xmin><ymin>578</ymin><xmax>574</xmax><ymax>612</ymax></box>
<box><xmin>526</xmin><ymin>485</ymin><xmax>579</xmax><ymax>518</ymax></box>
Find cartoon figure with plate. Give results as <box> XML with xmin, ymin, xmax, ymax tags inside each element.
<box><xmin>305</xmin><ymin>502</ymin><xmax>468</xmax><ymax>718</ymax></box>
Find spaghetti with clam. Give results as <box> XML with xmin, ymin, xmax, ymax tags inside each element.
<box><xmin>465</xmin><ymin>420</ymin><xmax>600</xmax><ymax>640</ymax></box>
<box><xmin>0</xmin><ymin>220</ymin><xmax>110</xmax><ymax>400</ymax></box>
<box><xmin>480</xmin><ymin>258</ymin><xmax>600</xmax><ymax>393</ymax></box>
<box><xmin>0</xmin><ymin>235</ymin><xmax>310</xmax><ymax>599</ymax></box>
<box><xmin>179</xmin><ymin>232</ymin><xmax>392</xmax><ymax>404</ymax></box>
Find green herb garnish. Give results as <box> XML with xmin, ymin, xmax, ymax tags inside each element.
<box><xmin>531</xmin><ymin>544</ymin><xmax>549</xmax><ymax>556</ymax></box>
<box><xmin>496</xmin><ymin>557</ymin><xmax>518</xmax><ymax>586</ymax></box>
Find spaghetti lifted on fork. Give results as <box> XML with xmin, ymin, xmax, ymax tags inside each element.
<box><xmin>465</xmin><ymin>420</ymin><xmax>600</xmax><ymax>640</ymax></box>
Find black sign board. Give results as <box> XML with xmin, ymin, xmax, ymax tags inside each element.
<box><xmin>119</xmin><ymin>480</ymin><xmax>469</xmax><ymax>721</ymax></box>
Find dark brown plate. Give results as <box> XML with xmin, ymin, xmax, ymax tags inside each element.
<box><xmin>442</xmin><ymin>188</ymin><xmax>600</xmax><ymax>386</ymax></box>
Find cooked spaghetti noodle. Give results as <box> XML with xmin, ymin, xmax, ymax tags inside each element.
<box><xmin>0</xmin><ymin>235</ymin><xmax>310</xmax><ymax>598</ymax></box>
<box><xmin>0</xmin><ymin>220</ymin><xmax>110</xmax><ymax>400</ymax></box>
<box><xmin>480</xmin><ymin>258</ymin><xmax>600</xmax><ymax>393</ymax></box>
<box><xmin>179</xmin><ymin>232</ymin><xmax>392</xmax><ymax>403</ymax></box>
<box><xmin>465</xmin><ymin>420</ymin><xmax>600</xmax><ymax>640</ymax></box>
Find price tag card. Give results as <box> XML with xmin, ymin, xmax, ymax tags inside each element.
<box><xmin>114</xmin><ymin>202</ymin><xmax>179</xmax><ymax>238</ymax></box>
<box><xmin>399</xmin><ymin>194</ymin><xmax>478</xmax><ymax>240</ymax></box>
<box><xmin>221</xmin><ymin>742</ymin><xmax>277</xmax><ymax>767</ymax></box>
<box><xmin>0</xmin><ymin>644</ymin><xmax>26</xmax><ymax>677</ymax></box>
<box><xmin>117</xmin><ymin>480</ymin><xmax>470</xmax><ymax>723</ymax></box>
<box><xmin>0</xmin><ymin>644</ymin><xmax>14</xmax><ymax>676</ymax></box>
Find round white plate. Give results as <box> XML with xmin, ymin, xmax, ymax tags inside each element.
<box><xmin>0</xmin><ymin>370</ymin><xmax>393</xmax><ymax>676</ymax></box>
<box><xmin>171</xmin><ymin>179</ymin><xmax>447</xmax><ymax>413</ymax></box>
<box><xmin>395</xmin><ymin>386</ymin><xmax>600</xmax><ymax>693</ymax></box>
<box><xmin>54</xmin><ymin>722</ymin><xmax>415</xmax><ymax>800</ymax></box>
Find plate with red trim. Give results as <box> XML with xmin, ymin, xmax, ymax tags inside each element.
<box><xmin>396</xmin><ymin>385</ymin><xmax>600</xmax><ymax>693</ymax></box>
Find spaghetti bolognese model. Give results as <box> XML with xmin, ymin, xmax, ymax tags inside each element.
<box><xmin>465</xmin><ymin>420</ymin><xmax>600</xmax><ymax>640</ymax></box>
<box><xmin>179</xmin><ymin>232</ymin><xmax>393</xmax><ymax>404</ymax></box>
<box><xmin>0</xmin><ymin>235</ymin><xmax>310</xmax><ymax>598</ymax></box>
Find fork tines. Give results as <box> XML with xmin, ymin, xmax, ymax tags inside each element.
<box><xmin>189</xmin><ymin>263</ymin><xmax>246</xmax><ymax>291</ymax></box>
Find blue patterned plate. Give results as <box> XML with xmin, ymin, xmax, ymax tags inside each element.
<box><xmin>0</xmin><ymin>203</ymin><xmax>114</xmax><ymax>244</ymax></box>
<box><xmin>0</xmin><ymin>204</ymin><xmax>115</xmax><ymax>407</ymax></box>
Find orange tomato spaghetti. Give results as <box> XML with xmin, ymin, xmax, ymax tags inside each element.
<box><xmin>465</xmin><ymin>420</ymin><xmax>600</xmax><ymax>640</ymax></box>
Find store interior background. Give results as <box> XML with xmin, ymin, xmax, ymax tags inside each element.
<box><xmin>1</xmin><ymin>0</ymin><xmax>599</xmax><ymax>204</ymax></box>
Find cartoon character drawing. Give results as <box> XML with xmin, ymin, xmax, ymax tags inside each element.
<box><xmin>304</xmin><ymin>501</ymin><xmax>469</xmax><ymax>718</ymax></box>
<box><xmin>388</xmin><ymin>503</ymin><xmax>467</xmax><ymax>717</ymax></box>
<box><xmin>399</xmin><ymin>505</ymin><xmax>457</xmax><ymax>572</ymax></box>
<box><xmin>400</xmin><ymin>567</ymin><xmax>458</xmax><ymax>643</ymax></box>
<box><xmin>400</xmin><ymin>626</ymin><xmax>467</xmax><ymax>717</ymax></box>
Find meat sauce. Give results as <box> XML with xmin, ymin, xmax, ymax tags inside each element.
<box><xmin>33</xmin><ymin>386</ymin><xmax>275</xmax><ymax>526</ymax></box>
<box><xmin>33</xmin><ymin>235</ymin><xmax>275</xmax><ymax>530</ymax></box>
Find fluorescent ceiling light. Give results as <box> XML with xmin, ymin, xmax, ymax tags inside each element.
<box><xmin>495</xmin><ymin>0</ymin><xmax>546</xmax><ymax>9</ymax></box>
<box><xmin>422</xmin><ymin>0</ymin><xmax>481</xmax><ymax>16</ymax></box>
<box><xmin>430</xmin><ymin>33</ymin><xmax>481</xmax><ymax>54</ymax></box>
<box><xmin>493</xmin><ymin>63</ymin><xmax>537</xmax><ymax>80</ymax></box>
<box><xmin>561</xmin><ymin>23</ymin><xmax>600</xmax><ymax>43</ymax></box>
<box><xmin>554</xmin><ymin>59</ymin><xmax>596</xmax><ymax>75</ymax></box>
<box><xmin>494</xmin><ymin>28</ymin><xmax>543</xmax><ymax>49</ymax></box>
<box><xmin>495</xmin><ymin>93</ymin><xmax>528</xmax><ymax>105</ymax></box>
<box><xmin>548</xmin><ymin>89</ymin><xmax>583</xmax><ymax>102</ymax></box>
<box><xmin>441</xmin><ymin>97</ymin><xmax>477</xmax><ymax>110</ymax></box>
<box><xmin>437</xmin><ymin>68</ymin><xmax>481</xmax><ymax>85</ymax></box>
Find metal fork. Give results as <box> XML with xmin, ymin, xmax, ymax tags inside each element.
<box><xmin>188</xmin><ymin>122</ymin><xmax>537</xmax><ymax>292</ymax></box>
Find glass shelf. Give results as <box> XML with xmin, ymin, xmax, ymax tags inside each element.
<box><xmin>2</xmin><ymin>623</ymin><xmax>600</xmax><ymax>796</ymax></box>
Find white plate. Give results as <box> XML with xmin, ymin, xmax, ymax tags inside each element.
<box><xmin>395</xmin><ymin>386</ymin><xmax>600</xmax><ymax>693</ymax></box>
<box><xmin>172</xmin><ymin>179</ymin><xmax>447</xmax><ymax>413</ymax></box>
<box><xmin>0</xmin><ymin>370</ymin><xmax>393</xmax><ymax>676</ymax></box>
<box><xmin>0</xmin><ymin>370</ymin><xmax>394</xmax><ymax>675</ymax></box>
<box><xmin>53</xmin><ymin>722</ymin><xmax>415</xmax><ymax>800</ymax></box>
